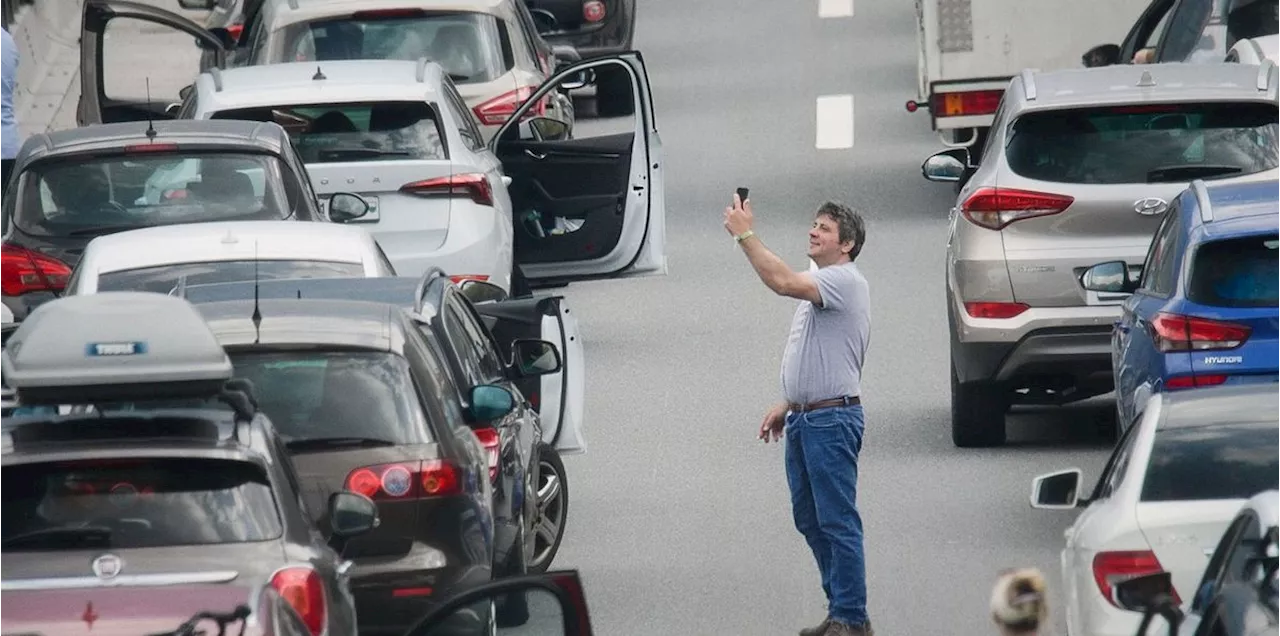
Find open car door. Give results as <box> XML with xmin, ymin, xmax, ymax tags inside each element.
<box><xmin>490</xmin><ymin>51</ymin><xmax>667</xmax><ymax>287</ymax></box>
<box><xmin>78</xmin><ymin>0</ymin><xmax>227</xmax><ymax>126</ymax></box>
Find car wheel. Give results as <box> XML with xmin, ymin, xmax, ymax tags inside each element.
<box><xmin>528</xmin><ymin>445</ymin><xmax>568</xmax><ymax>573</ymax></box>
<box><xmin>594</xmin><ymin>66</ymin><xmax>635</xmax><ymax>118</ymax></box>
<box><xmin>950</xmin><ymin>357</ymin><xmax>1007</xmax><ymax>447</ymax></box>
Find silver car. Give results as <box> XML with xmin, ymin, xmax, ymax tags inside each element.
<box><xmin>922</xmin><ymin>61</ymin><xmax>1280</xmax><ymax>447</ymax></box>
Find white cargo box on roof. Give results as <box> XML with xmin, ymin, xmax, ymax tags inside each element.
<box><xmin>2</xmin><ymin>292</ymin><xmax>234</xmax><ymax>404</ymax></box>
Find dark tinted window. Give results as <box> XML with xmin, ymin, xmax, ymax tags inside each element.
<box><xmin>1141</xmin><ymin>422</ymin><xmax>1279</xmax><ymax>502</ymax></box>
<box><xmin>212</xmin><ymin>102</ymin><xmax>447</xmax><ymax>163</ymax></box>
<box><xmin>265</xmin><ymin>12</ymin><xmax>511</xmax><ymax>84</ymax></box>
<box><xmin>1187</xmin><ymin>234</ymin><xmax>1279</xmax><ymax>308</ymax></box>
<box><xmin>2</xmin><ymin>458</ymin><xmax>282</xmax><ymax>551</ymax></box>
<box><xmin>1158</xmin><ymin>0</ymin><xmax>1213</xmax><ymax>61</ymax></box>
<box><xmin>1005</xmin><ymin>103</ymin><xmax>1279</xmax><ymax>184</ymax></box>
<box><xmin>1139</xmin><ymin>205</ymin><xmax>1183</xmax><ymax>295</ymax></box>
<box><xmin>228</xmin><ymin>351</ymin><xmax>432</xmax><ymax>444</ymax></box>
<box><xmin>14</xmin><ymin>153</ymin><xmax>291</xmax><ymax>238</ymax></box>
<box><xmin>96</xmin><ymin>260</ymin><xmax>365</xmax><ymax>294</ymax></box>
<box><xmin>1227</xmin><ymin>0</ymin><xmax>1279</xmax><ymax>42</ymax></box>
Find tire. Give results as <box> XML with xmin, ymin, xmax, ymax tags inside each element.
<box><xmin>593</xmin><ymin>66</ymin><xmax>634</xmax><ymax>118</ymax></box>
<box><xmin>950</xmin><ymin>358</ymin><xmax>1008</xmax><ymax>447</ymax></box>
<box><xmin>528</xmin><ymin>445</ymin><xmax>568</xmax><ymax>573</ymax></box>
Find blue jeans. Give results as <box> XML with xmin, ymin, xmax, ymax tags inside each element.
<box><xmin>785</xmin><ymin>404</ymin><xmax>867</xmax><ymax>626</ymax></box>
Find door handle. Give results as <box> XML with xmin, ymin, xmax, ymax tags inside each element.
<box><xmin>524</xmin><ymin>149</ymin><xmax>547</xmax><ymax>160</ymax></box>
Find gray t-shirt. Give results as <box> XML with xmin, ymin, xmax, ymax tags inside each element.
<box><xmin>779</xmin><ymin>261</ymin><xmax>871</xmax><ymax>405</ymax></box>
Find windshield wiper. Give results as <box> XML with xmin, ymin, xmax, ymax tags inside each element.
<box><xmin>285</xmin><ymin>437</ymin><xmax>397</xmax><ymax>451</ymax></box>
<box><xmin>65</xmin><ymin>224</ymin><xmax>145</xmax><ymax>236</ymax></box>
<box><xmin>149</xmin><ymin>605</ymin><xmax>251</xmax><ymax>636</ymax></box>
<box><xmin>1146</xmin><ymin>164</ymin><xmax>1244</xmax><ymax>183</ymax></box>
<box><xmin>2</xmin><ymin>525</ymin><xmax>112</xmax><ymax>549</ymax></box>
<box><xmin>448</xmin><ymin>73</ymin><xmax>473</xmax><ymax>82</ymax></box>
<box><xmin>316</xmin><ymin>147</ymin><xmax>412</xmax><ymax>160</ymax></box>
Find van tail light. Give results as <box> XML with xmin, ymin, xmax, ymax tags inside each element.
<box><xmin>1</xmin><ymin>244</ymin><xmax>71</xmax><ymax>296</ymax></box>
<box><xmin>1165</xmin><ymin>374</ymin><xmax>1229</xmax><ymax>389</ymax></box>
<box><xmin>961</xmin><ymin>187</ymin><xmax>1075</xmax><ymax>230</ymax></box>
<box><xmin>1092</xmin><ymin>550</ymin><xmax>1180</xmax><ymax>609</ymax></box>
<box><xmin>343</xmin><ymin>461</ymin><xmax>462</xmax><ymax>500</ymax></box>
<box><xmin>1152</xmin><ymin>313</ymin><xmax>1250</xmax><ymax>352</ymax></box>
<box><xmin>270</xmin><ymin>566</ymin><xmax>326</xmax><ymax>636</ymax></box>
<box><xmin>401</xmin><ymin>173</ymin><xmax>494</xmax><ymax>207</ymax></box>
<box><xmin>473</xmin><ymin>86</ymin><xmax>547</xmax><ymax>126</ymax></box>
<box><xmin>964</xmin><ymin>301</ymin><xmax>1029</xmax><ymax>319</ymax></box>
<box><xmin>931</xmin><ymin>89</ymin><xmax>1003</xmax><ymax>117</ymax></box>
<box><xmin>583</xmin><ymin>0</ymin><xmax>606</xmax><ymax>22</ymax></box>
<box><xmin>473</xmin><ymin>427</ymin><xmax>500</xmax><ymax>482</ymax></box>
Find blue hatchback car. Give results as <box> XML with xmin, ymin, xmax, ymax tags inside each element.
<box><xmin>1080</xmin><ymin>178</ymin><xmax>1279</xmax><ymax>433</ymax></box>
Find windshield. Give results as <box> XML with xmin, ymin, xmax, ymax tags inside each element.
<box><xmin>1005</xmin><ymin>102</ymin><xmax>1279</xmax><ymax>184</ymax></box>
<box><xmin>1188</xmin><ymin>234</ymin><xmax>1280</xmax><ymax>308</ymax></box>
<box><xmin>13</xmin><ymin>152</ymin><xmax>292</xmax><ymax>238</ymax></box>
<box><xmin>263</xmin><ymin>12</ymin><xmax>511</xmax><ymax>84</ymax></box>
<box><xmin>227</xmin><ymin>351</ymin><xmax>432</xmax><ymax>445</ymax></box>
<box><xmin>2</xmin><ymin>458</ymin><xmax>283</xmax><ymax>551</ymax></box>
<box><xmin>1141</xmin><ymin>422</ymin><xmax>1279</xmax><ymax>502</ymax></box>
<box><xmin>211</xmin><ymin>102</ymin><xmax>447</xmax><ymax>163</ymax></box>
<box><xmin>95</xmin><ymin>260</ymin><xmax>366</xmax><ymax>294</ymax></box>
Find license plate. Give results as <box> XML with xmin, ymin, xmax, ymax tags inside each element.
<box><xmin>320</xmin><ymin>195</ymin><xmax>379</xmax><ymax>223</ymax></box>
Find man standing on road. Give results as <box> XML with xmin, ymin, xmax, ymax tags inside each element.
<box><xmin>724</xmin><ymin>195</ymin><xmax>872</xmax><ymax>636</ymax></box>
<box><xmin>2</xmin><ymin>25</ymin><xmax>19</xmax><ymax>195</ymax></box>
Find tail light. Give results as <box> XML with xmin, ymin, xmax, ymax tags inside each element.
<box><xmin>448</xmin><ymin>274</ymin><xmax>490</xmax><ymax>285</ymax></box>
<box><xmin>583</xmin><ymin>0</ymin><xmax>606</xmax><ymax>22</ymax></box>
<box><xmin>1092</xmin><ymin>550</ymin><xmax>1180</xmax><ymax>608</ymax></box>
<box><xmin>401</xmin><ymin>173</ymin><xmax>494</xmax><ymax>207</ymax></box>
<box><xmin>964</xmin><ymin>301</ymin><xmax>1029</xmax><ymax>319</ymax></box>
<box><xmin>123</xmin><ymin>143</ymin><xmax>179</xmax><ymax>153</ymax></box>
<box><xmin>225</xmin><ymin>23</ymin><xmax>244</xmax><ymax>41</ymax></box>
<box><xmin>343</xmin><ymin>460</ymin><xmax>462</xmax><ymax>500</ymax></box>
<box><xmin>473</xmin><ymin>86</ymin><xmax>547</xmax><ymax>126</ymax></box>
<box><xmin>931</xmin><ymin>89</ymin><xmax>1003</xmax><ymax>117</ymax></box>
<box><xmin>473</xmin><ymin>427</ymin><xmax>500</xmax><ymax>482</ymax></box>
<box><xmin>1</xmin><ymin>244</ymin><xmax>71</xmax><ymax>296</ymax></box>
<box><xmin>1152</xmin><ymin>313</ymin><xmax>1250</xmax><ymax>352</ymax></box>
<box><xmin>961</xmin><ymin>187</ymin><xmax>1075</xmax><ymax>230</ymax></box>
<box><xmin>270</xmin><ymin>566</ymin><xmax>326</xmax><ymax>636</ymax></box>
<box><xmin>1165</xmin><ymin>374</ymin><xmax>1229</xmax><ymax>389</ymax></box>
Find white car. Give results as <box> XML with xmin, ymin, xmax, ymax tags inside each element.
<box><xmin>1227</xmin><ymin>34</ymin><xmax>1279</xmax><ymax>64</ymax></box>
<box><xmin>1030</xmin><ymin>384</ymin><xmax>1279</xmax><ymax>636</ymax></box>
<box><xmin>64</xmin><ymin>221</ymin><xmax>397</xmax><ymax>296</ymax></box>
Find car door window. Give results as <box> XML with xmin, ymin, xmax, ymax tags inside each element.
<box><xmin>445</xmin><ymin>292</ymin><xmax>506</xmax><ymax>381</ymax></box>
<box><xmin>1158</xmin><ymin>0</ymin><xmax>1213</xmax><ymax>61</ymax></box>
<box><xmin>1090</xmin><ymin>421</ymin><xmax>1141</xmax><ymax>501</ymax></box>
<box><xmin>402</xmin><ymin>319</ymin><xmax>470</xmax><ymax>433</ymax></box>
<box><xmin>440</xmin><ymin>299</ymin><xmax>490</xmax><ymax>388</ymax></box>
<box><xmin>1138</xmin><ymin>205</ymin><xmax>1180</xmax><ymax>296</ymax></box>
<box><xmin>1195</xmin><ymin>515</ymin><xmax>1253</xmax><ymax>611</ymax></box>
<box><xmin>509</xmin><ymin>0</ymin><xmax>548</xmax><ymax>71</ymax></box>
<box><xmin>442</xmin><ymin>79</ymin><xmax>486</xmax><ymax>152</ymax></box>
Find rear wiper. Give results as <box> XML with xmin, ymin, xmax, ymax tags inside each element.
<box><xmin>1</xmin><ymin>525</ymin><xmax>112</xmax><ymax>549</ymax></box>
<box><xmin>1146</xmin><ymin>164</ymin><xmax>1243</xmax><ymax>183</ymax></box>
<box><xmin>285</xmin><ymin>437</ymin><xmax>397</xmax><ymax>451</ymax></box>
<box><xmin>448</xmin><ymin>73</ymin><xmax>473</xmax><ymax>82</ymax></box>
<box><xmin>317</xmin><ymin>147</ymin><xmax>412</xmax><ymax>160</ymax></box>
<box><xmin>65</xmin><ymin>224</ymin><xmax>144</xmax><ymax>236</ymax></box>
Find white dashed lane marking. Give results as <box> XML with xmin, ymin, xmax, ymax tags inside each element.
<box><xmin>815</xmin><ymin>95</ymin><xmax>855</xmax><ymax>149</ymax></box>
<box><xmin>818</xmin><ymin>0</ymin><xmax>854</xmax><ymax>18</ymax></box>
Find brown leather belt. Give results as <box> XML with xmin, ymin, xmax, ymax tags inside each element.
<box><xmin>788</xmin><ymin>395</ymin><xmax>861</xmax><ymax>413</ymax></box>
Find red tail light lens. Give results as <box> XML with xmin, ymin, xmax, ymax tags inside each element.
<box><xmin>271</xmin><ymin>567</ymin><xmax>326</xmax><ymax>636</ymax></box>
<box><xmin>964</xmin><ymin>301</ymin><xmax>1030</xmax><ymax>319</ymax></box>
<box><xmin>123</xmin><ymin>143</ymin><xmax>179</xmax><ymax>153</ymax></box>
<box><xmin>583</xmin><ymin>0</ymin><xmax>606</xmax><ymax>22</ymax></box>
<box><xmin>1152</xmin><ymin>313</ymin><xmax>1251</xmax><ymax>352</ymax></box>
<box><xmin>473</xmin><ymin>427</ymin><xmax>500</xmax><ymax>482</ymax></box>
<box><xmin>473</xmin><ymin>86</ymin><xmax>547</xmax><ymax>126</ymax></box>
<box><xmin>401</xmin><ymin>173</ymin><xmax>494</xmax><ymax>207</ymax></box>
<box><xmin>962</xmin><ymin>187</ymin><xmax>1075</xmax><ymax>230</ymax></box>
<box><xmin>1</xmin><ymin>244</ymin><xmax>71</xmax><ymax>296</ymax></box>
<box><xmin>343</xmin><ymin>461</ymin><xmax>463</xmax><ymax>500</ymax></box>
<box><xmin>932</xmin><ymin>89</ymin><xmax>1004</xmax><ymax>117</ymax></box>
<box><xmin>225</xmin><ymin>23</ymin><xmax>244</xmax><ymax>41</ymax></box>
<box><xmin>1165</xmin><ymin>374</ymin><xmax>1229</xmax><ymax>390</ymax></box>
<box><xmin>1092</xmin><ymin>550</ymin><xmax>1180</xmax><ymax>608</ymax></box>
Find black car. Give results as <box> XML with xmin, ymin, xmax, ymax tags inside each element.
<box><xmin>0</xmin><ymin>291</ymin><xmax>377</xmax><ymax>636</ymax></box>
<box><xmin>0</xmin><ymin>118</ymin><xmax>370</xmax><ymax>321</ymax></box>
<box><xmin>522</xmin><ymin>0</ymin><xmax>635</xmax><ymax>115</ymax></box>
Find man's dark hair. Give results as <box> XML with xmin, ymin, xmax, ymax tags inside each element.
<box><xmin>816</xmin><ymin>201</ymin><xmax>866</xmax><ymax>262</ymax></box>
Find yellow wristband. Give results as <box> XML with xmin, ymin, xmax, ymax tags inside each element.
<box><xmin>734</xmin><ymin>230</ymin><xmax>755</xmax><ymax>243</ymax></box>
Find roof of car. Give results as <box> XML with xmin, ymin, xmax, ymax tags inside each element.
<box><xmin>197</xmin><ymin>298</ymin><xmax>410</xmax><ymax>353</ymax></box>
<box><xmin>265</xmin><ymin>0</ymin><xmax>509</xmax><ymax>29</ymax></box>
<box><xmin>1157</xmin><ymin>384</ymin><xmax>1280</xmax><ymax>431</ymax></box>
<box><xmin>196</xmin><ymin>60</ymin><xmax>448</xmax><ymax>112</ymax></box>
<box><xmin>79</xmin><ymin>221</ymin><xmax>376</xmax><ymax>276</ymax></box>
<box><xmin>1011</xmin><ymin>62</ymin><xmax>1279</xmax><ymax>110</ymax></box>
<box><xmin>13</xmin><ymin>120</ymin><xmax>293</xmax><ymax>167</ymax></box>
<box><xmin>1185</xmin><ymin>179</ymin><xmax>1280</xmax><ymax>238</ymax></box>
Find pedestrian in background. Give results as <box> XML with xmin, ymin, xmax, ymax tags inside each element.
<box><xmin>2</xmin><ymin>25</ymin><xmax>19</xmax><ymax>196</ymax></box>
<box><xmin>723</xmin><ymin>194</ymin><xmax>873</xmax><ymax>636</ymax></box>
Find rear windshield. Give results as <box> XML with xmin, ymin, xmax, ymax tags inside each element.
<box><xmin>96</xmin><ymin>260</ymin><xmax>365</xmax><ymax>294</ymax></box>
<box><xmin>1188</xmin><ymin>234</ymin><xmax>1280</xmax><ymax>308</ymax></box>
<box><xmin>1141</xmin><ymin>422</ymin><xmax>1279</xmax><ymax>502</ymax></box>
<box><xmin>2</xmin><ymin>458</ymin><xmax>283</xmax><ymax>551</ymax></box>
<box><xmin>264</xmin><ymin>12</ymin><xmax>511</xmax><ymax>85</ymax></box>
<box><xmin>227</xmin><ymin>351</ymin><xmax>431</xmax><ymax>445</ymax></box>
<box><xmin>1005</xmin><ymin>103</ymin><xmax>1279</xmax><ymax>184</ymax></box>
<box><xmin>13</xmin><ymin>153</ymin><xmax>291</xmax><ymax>238</ymax></box>
<box><xmin>212</xmin><ymin>102</ymin><xmax>447</xmax><ymax>163</ymax></box>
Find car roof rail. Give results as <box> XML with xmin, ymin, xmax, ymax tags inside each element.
<box><xmin>413</xmin><ymin>267</ymin><xmax>449</xmax><ymax>315</ymax></box>
<box><xmin>415</xmin><ymin>57</ymin><xmax>431</xmax><ymax>83</ymax></box>
<box><xmin>1257</xmin><ymin>58</ymin><xmax>1276</xmax><ymax>91</ymax></box>
<box><xmin>1191</xmin><ymin>179</ymin><xmax>1214</xmax><ymax>224</ymax></box>
<box><xmin>1020</xmin><ymin>68</ymin><xmax>1037</xmax><ymax>101</ymax></box>
<box><xmin>210</xmin><ymin>66</ymin><xmax>224</xmax><ymax>92</ymax></box>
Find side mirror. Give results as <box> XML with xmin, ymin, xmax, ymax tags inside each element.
<box><xmin>559</xmin><ymin>69</ymin><xmax>594</xmax><ymax>92</ymax></box>
<box><xmin>165</xmin><ymin>103</ymin><xmax>182</xmax><ymax>117</ymax></box>
<box><xmin>177</xmin><ymin>0</ymin><xmax>217</xmax><ymax>9</ymax></box>
<box><xmin>1083</xmin><ymin>43</ymin><xmax>1121</xmax><ymax>67</ymax></box>
<box><xmin>328</xmin><ymin>491</ymin><xmax>379</xmax><ymax>538</ymax></box>
<box><xmin>469</xmin><ymin>385</ymin><xmax>515</xmax><ymax>421</ymax></box>
<box><xmin>327</xmin><ymin>192</ymin><xmax>369</xmax><ymax>222</ymax></box>
<box><xmin>401</xmin><ymin>571</ymin><xmax>592</xmax><ymax>636</ymax></box>
<box><xmin>1030</xmin><ymin>469</ymin><xmax>1082</xmax><ymax>509</ymax></box>
<box><xmin>511</xmin><ymin>339</ymin><xmax>562</xmax><ymax>376</ymax></box>
<box><xmin>458</xmin><ymin>279</ymin><xmax>507</xmax><ymax>304</ymax></box>
<box><xmin>551</xmin><ymin>44</ymin><xmax>581</xmax><ymax>66</ymax></box>
<box><xmin>921</xmin><ymin>148</ymin><xmax>970</xmax><ymax>182</ymax></box>
<box><xmin>179</xmin><ymin>84</ymin><xmax>194</xmax><ymax>101</ymax></box>
<box><xmin>529</xmin><ymin>116</ymin><xmax>571</xmax><ymax>142</ymax></box>
<box><xmin>1080</xmin><ymin>261</ymin><xmax>1138</xmax><ymax>294</ymax></box>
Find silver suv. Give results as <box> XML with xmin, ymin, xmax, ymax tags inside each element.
<box><xmin>922</xmin><ymin>61</ymin><xmax>1280</xmax><ymax>447</ymax></box>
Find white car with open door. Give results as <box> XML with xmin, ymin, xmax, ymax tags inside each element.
<box><xmin>77</xmin><ymin>0</ymin><xmax>668</xmax><ymax>292</ymax></box>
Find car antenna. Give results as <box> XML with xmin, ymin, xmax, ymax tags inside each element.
<box><xmin>312</xmin><ymin>65</ymin><xmax>326</xmax><ymax>81</ymax></box>
<box><xmin>251</xmin><ymin>240</ymin><xmax>262</xmax><ymax>344</ymax></box>
<box><xmin>144</xmin><ymin>77</ymin><xmax>157</xmax><ymax>140</ymax></box>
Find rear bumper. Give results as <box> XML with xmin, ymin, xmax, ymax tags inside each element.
<box><xmin>351</xmin><ymin>563</ymin><xmax>491</xmax><ymax>634</ymax></box>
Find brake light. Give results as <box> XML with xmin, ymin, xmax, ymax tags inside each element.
<box><xmin>1</xmin><ymin>244</ymin><xmax>71</xmax><ymax>296</ymax></box>
<box><xmin>473</xmin><ymin>427</ymin><xmax>500</xmax><ymax>482</ymax></box>
<box><xmin>473</xmin><ymin>86</ymin><xmax>547</xmax><ymax>126</ymax></box>
<box><xmin>964</xmin><ymin>301</ymin><xmax>1030</xmax><ymax>319</ymax></box>
<box><xmin>1092</xmin><ymin>550</ymin><xmax>1180</xmax><ymax>609</ymax></box>
<box><xmin>1165</xmin><ymin>374</ymin><xmax>1229</xmax><ymax>389</ymax></box>
<box><xmin>351</xmin><ymin>8</ymin><xmax>425</xmax><ymax>19</ymax></box>
<box><xmin>583</xmin><ymin>0</ymin><xmax>606</xmax><ymax>22</ymax></box>
<box><xmin>343</xmin><ymin>461</ymin><xmax>463</xmax><ymax>500</ymax></box>
<box><xmin>932</xmin><ymin>89</ymin><xmax>1003</xmax><ymax>117</ymax></box>
<box><xmin>123</xmin><ymin>143</ymin><xmax>179</xmax><ymax>153</ymax></box>
<box><xmin>226</xmin><ymin>23</ymin><xmax>244</xmax><ymax>41</ymax></box>
<box><xmin>448</xmin><ymin>274</ymin><xmax>490</xmax><ymax>284</ymax></box>
<box><xmin>270</xmin><ymin>567</ymin><xmax>326</xmax><ymax>636</ymax></box>
<box><xmin>401</xmin><ymin>173</ymin><xmax>494</xmax><ymax>207</ymax></box>
<box><xmin>962</xmin><ymin>187</ymin><xmax>1075</xmax><ymax>231</ymax></box>
<box><xmin>1152</xmin><ymin>313</ymin><xmax>1250</xmax><ymax>352</ymax></box>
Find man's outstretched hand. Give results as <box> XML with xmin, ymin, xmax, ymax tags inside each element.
<box><xmin>759</xmin><ymin>402</ymin><xmax>787</xmax><ymax>443</ymax></box>
<box><xmin>724</xmin><ymin>192</ymin><xmax>753</xmax><ymax>238</ymax></box>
